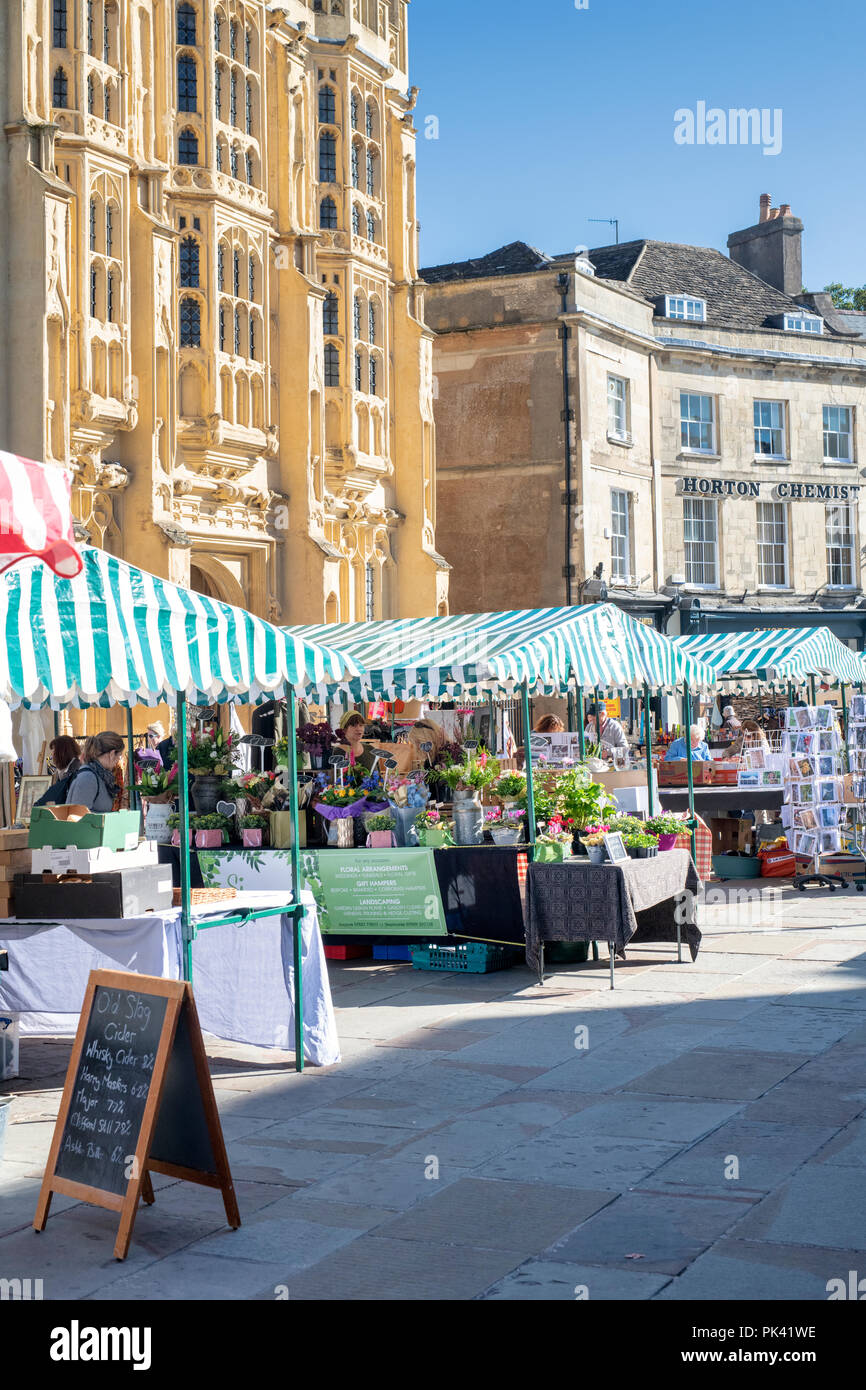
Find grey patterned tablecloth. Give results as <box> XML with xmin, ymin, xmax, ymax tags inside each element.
<box><xmin>526</xmin><ymin>849</ymin><xmax>702</xmax><ymax>970</ymax></box>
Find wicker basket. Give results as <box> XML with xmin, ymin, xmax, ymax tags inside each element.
<box><xmin>172</xmin><ymin>886</ymin><xmax>238</xmax><ymax>907</ymax></box>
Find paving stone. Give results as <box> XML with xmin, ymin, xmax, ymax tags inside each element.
<box><xmin>810</xmin><ymin>1115</ymin><xmax>866</xmax><ymax>1169</ymax></box>
<box><xmin>523</xmin><ymin>1039</ymin><xmax>685</xmax><ymax>1094</ymax></box>
<box><xmin>551</xmin><ymin>1096</ymin><xmax>740</xmax><ymax>1144</ymax></box>
<box><xmin>707</xmin><ymin>1005</ymin><xmax>863</xmax><ymax>1056</ymax></box>
<box><xmin>385</xmin><ymin>1115</ymin><xmax>544</xmax><ymax>1168</ymax></box>
<box><xmin>251</xmin><ymin>1116</ymin><xmax>414</xmax><ymax>1154</ymax></box>
<box><xmin>735</xmin><ymin>1165</ymin><xmax>866</xmax><ymax>1250</ymax></box>
<box><xmin>266</xmin><ymin>1235</ymin><xmax>525</xmax><ymax>1301</ymax></box>
<box><xmin>224</xmin><ymin>1139</ymin><xmax>360</xmax><ymax>1184</ymax></box>
<box><xmin>743</xmin><ymin>1080</ymin><xmax>866</xmax><ymax>1129</ymax></box>
<box><xmin>448</xmin><ymin>1010</ymin><xmax>630</xmax><ymax>1069</ymax></box>
<box><xmin>88</xmin><ymin>1251</ymin><xmax>293</xmax><ymax>1301</ymax></box>
<box><xmin>647</xmin><ymin>1119</ymin><xmax>838</xmax><ymax>1194</ymax></box>
<box><xmin>479</xmin><ymin>1259</ymin><xmax>671</xmax><ymax>1300</ymax></box>
<box><xmin>266</xmin><ymin>1194</ymin><xmax>393</xmax><ymax>1232</ymax></box>
<box><xmin>294</xmin><ymin>1154</ymin><xmax>460</xmax><ymax>1211</ymax></box>
<box><xmin>656</xmin><ymin>1237</ymin><xmax>859</xmax><ymax>1300</ymax></box>
<box><xmin>625</xmin><ymin>1048</ymin><xmax>808</xmax><ymax>1101</ymax></box>
<box><xmin>481</xmin><ymin>1132</ymin><xmax>682</xmax><ymax>1191</ymax></box>
<box><xmin>547</xmin><ymin>1190</ymin><xmax>757</xmax><ymax>1275</ymax></box>
<box><xmin>186</xmin><ymin>1212</ymin><xmax>362</xmax><ymax>1269</ymax></box>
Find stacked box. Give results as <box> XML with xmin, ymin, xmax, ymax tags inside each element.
<box><xmin>0</xmin><ymin>829</ymin><xmax>30</xmax><ymax>918</ymax></box>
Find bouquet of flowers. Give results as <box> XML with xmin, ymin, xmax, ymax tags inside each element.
<box><xmin>387</xmin><ymin>773</ymin><xmax>429</xmax><ymax>809</ymax></box>
<box><xmin>414</xmin><ymin>806</ymin><xmax>454</xmax><ymax>846</ymax></box>
<box><xmin>485</xmin><ymin>806</ymin><xmax>525</xmax><ymax>827</ymax></box>
<box><xmin>493</xmin><ymin>772</ymin><xmax>527</xmax><ymax>805</ymax></box>
<box><xmin>134</xmin><ymin>753</ymin><xmax>178</xmax><ymax>802</ymax></box>
<box><xmin>187</xmin><ymin>724</ymin><xmax>238</xmax><ymax>775</ymax></box>
<box><xmin>317</xmin><ymin>784</ymin><xmax>366</xmax><ymax>809</ymax></box>
<box><xmin>226</xmin><ymin>770</ymin><xmax>280</xmax><ymax>805</ymax></box>
<box><xmin>581</xmin><ymin>823</ymin><xmax>610</xmax><ymax>847</ymax></box>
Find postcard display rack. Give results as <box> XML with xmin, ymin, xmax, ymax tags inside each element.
<box><xmin>780</xmin><ymin>704</ymin><xmax>864</xmax><ymax>888</ymax></box>
<box><xmin>735</xmin><ymin>729</ymin><xmax>787</xmax><ymax>796</ymax></box>
<box><xmin>844</xmin><ymin>695</ymin><xmax>866</xmax><ymax>884</ymax></box>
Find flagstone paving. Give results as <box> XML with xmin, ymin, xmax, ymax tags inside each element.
<box><xmin>2</xmin><ymin>879</ymin><xmax>866</xmax><ymax>1300</ymax></box>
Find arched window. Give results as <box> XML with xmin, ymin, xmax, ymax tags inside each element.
<box><xmin>213</xmin><ymin>10</ymin><xmax>222</xmax><ymax>51</ymax></box>
<box><xmin>230</xmin><ymin>69</ymin><xmax>237</xmax><ymax>125</ymax></box>
<box><xmin>105</xmin><ymin>204</ymin><xmax>114</xmax><ymax>256</ymax></box>
<box><xmin>351</xmin><ymin>142</ymin><xmax>360</xmax><ymax>188</ymax></box>
<box><xmin>90</xmin><ymin>263</ymin><xmax>99</xmax><ymax>317</ymax></box>
<box><xmin>89</xmin><ymin>198</ymin><xmax>98</xmax><ymax>252</ymax></box>
<box><xmin>107</xmin><ymin>269</ymin><xmax>116</xmax><ymax>323</ymax></box>
<box><xmin>87</xmin><ymin>74</ymin><xmax>95</xmax><ymax>113</ymax></box>
<box><xmin>53</xmin><ymin>0</ymin><xmax>67</xmax><ymax>49</ymax></box>
<box><xmin>366</xmin><ymin>149</ymin><xmax>377</xmax><ymax>198</ymax></box>
<box><xmin>368</xmin><ymin>301</ymin><xmax>377</xmax><ymax>344</ymax></box>
<box><xmin>248</xmin><ymin>256</ymin><xmax>256</xmax><ymax>301</ymax></box>
<box><xmin>177</xmin><ymin>55</ymin><xmax>197</xmax><ymax>111</ymax></box>
<box><xmin>319</xmin><ymin>196</ymin><xmax>337</xmax><ymax>229</ymax></box>
<box><xmin>366</xmin><ymin>100</ymin><xmax>377</xmax><ymax>138</ymax></box>
<box><xmin>215</xmin><ymin>138</ymin><xmax>224</xmax><ymax>171</ymax></box>
<box><xmin>229</xmin><ymin>19</ymin><xmax>237</xmax><ymax>58</ymax></box>
<box><xmin>218</xmin><ymin>302</ymin><xmax>226</xmax><ymax>352</ymax></box>
<box><xmin>352</xmin><ymin>204</ymin><xmax>361</xmax><ymax>236</ymax></box>
<box><xmin>176</xmin><ymin>2</ymin><xmax>196</xmax><ymax>45</ymax></box>
<box><xmin>180</xmin><ymin>236</ymin><xmax>200</xmax><ymax>287</ymax></box>
<box><xmin>214</xmin><ymin>62</ymin><xmax>222</xmax><ymax>120</ymax></box>
<box><xmin>366</xmin><ymin>210</ymin><xmax>376</xmax><ymax>242</ymax></box>
<box><xmin>217</xmin><ymin>243</ymin><xmax>226</xmax><ymax>291</ymax></box>
<box><xmin>180</xmin><ymin>296</ymin><xmax>201</xmax><ymax>347</ymax></box>
<box><xmin>234</xmin><ymin>305</ymin><xmax>241</xmax><ymax>354</ymax></box>
<box><xmin>355</xmin><ymin>350</ymin><xmax>363</xmax><ymax>392</ymax></box>
<box><xmin>323</xmin><ymin>292</ymin><xmax>339</xmax><ymax>336</ymax></box>
<box><xmin>233</xmin><ymin>249</ymin><xmax>241</xmax><ymax>297</ymax></box>
<box><xmin>244</xmin><ymin>26</ymin><xmax>252</xmax><ymax>67</ymax></box>
<box><xmin>230</xmin><ymin>144</ymin><xmax>238</xmax><ymax>178</ymax></box>
<box><xmin>353</xmin><ymin>295</ymin><xmax>362</xmax><ymax>339</ymax></box>
<box><xmin>104</xmin><ymin>82</ymin><xmax>112</xmax><ymax>123</ymax></box>
<box><xmin>318</xmin><ymin>85</ymin><xmax>336</xmax><ymax>125</ymax></box>
<box><xmin>245</xmin><ymin>78</ymin><xmax>253</xmax><ymax>134</ymax></box>
<box><xmin>245</xmin><ymin>148</ymin><xmax>253</xmax><ymax>183</ymax></box>
<box><xmin>249</xmin><ymin>315</ymin><xmax>256</xmax><ymax>361</ymax></box>
<box><xmin>52</xmin><ymin>66</ymin><xmax>68</xmax><ymax>108</ymax></box>
<box><xmin>369</xmin><ymin>355</ymin><xmax>378</xmax><ymax>396</ymax></box>
<box><xmin>324</xmin><ymin>343</ymin><xmax>340</xmax><ymax>387</ymax></box>
<box><xmin>319</xmin><ymin>133</ymin><xmax>337</xmax><ymax>183</ymax></box>
<box><xmin>350</xmin><ymin>90</ymin><xmax>359</xmax><ymax>130</ymax></box>
<box><xmin>178</xmin><ymin>128</ymin><xmax>199</xmax><ymax>164</ymax></box>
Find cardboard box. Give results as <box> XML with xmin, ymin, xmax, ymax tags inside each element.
<box><xmin>30</xmin><ymin>842</ymin><xmax>158</xmax><ymax>876</ymax></box>
<box><xmin>0</xmin><ymin>829</ymin><xmax>28</xmax><ymax>850</ymax></box>
<box><xmin>14</xmin><ymin>864</ymin><xmax>174</xmax><ymax>918</ymax></box>
<box><xmin>0</xmin><ymin>851</ymin><xmax>33</xmax><ymax>875</ymax></box>
<box><xmin>595</xmin><ymin>769</ymin><xmax>650</xmax><ymax>791</ymax></box>
<box><xmin>657</xmin><ymin>760</ymin><xmax>712</xmax><ymax>787</ymax></box>
<box><xmin>738</xmin><ymin>820</ymin><xmax>755</xmax><ymax>853</ymax></box>
<box><xmin>28</xmin><ymin>806</ymin><xmax>141</xmax><ymax>852</ymax></box>
<box><xmin>709</xmin><ymin>761</ymin><xmax>739</xmax><ymax>786</ymax></box>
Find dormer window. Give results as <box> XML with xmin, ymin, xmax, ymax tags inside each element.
<box><xmin>664</xmin><ymin>294</ymin><xmax>706</xmax><ymax>323</ymax></box>
<box><xmin>784</xmin><ymin>311</ymin><xmax>822</xmax><ymax>335</ymax></box>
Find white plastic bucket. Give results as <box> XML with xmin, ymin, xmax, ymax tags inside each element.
<box><xmin>0</xmin><ymin>1013</ymin><xmax>20</xmax><ymax>1081</ymax></box>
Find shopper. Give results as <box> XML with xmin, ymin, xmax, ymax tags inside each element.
<box><xmin>721</xmin><ymin>704</ymin><xmax>742</xmax><ymax>732</ymax></box>
<box><xmin>584</xmin><ymin>702</ymin><xmax>628</xmax><ymax>753</ymax></box>
<box><xmin>664</xmin><ymin>723</ymin><xmax>710</xmax><ymax>762</ymax></box>
<box><xmin>534</xmin><ymin>714</ymin><xmax>565</xmax><ymax>734</ymax></box>
<box><xmin>34</xmin><ymin>736</ymin><xmax>82</xmax><ymax>807</ymax></box>
<box><xmin>66</xmin><ymin>731</ymin><xmax>126</xmax><ymax>812</ymax></box>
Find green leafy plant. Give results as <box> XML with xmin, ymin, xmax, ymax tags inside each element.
<box><xmin>624</xmin><ymin>831</ymin><xmax>659</xmax><ymax>849</ymax></box>
<box><xmin>239</xmin><ymin>813</ymin><xmax>269</xmax><ymax>830</ymax></box>
<box><xmin>646</xmin><ymin>813</ymin><xmax>687</xmax><ymax>836</ymax></box>
<box><xmin>607</xmin><ymin>815</ymin><xmax>646</xmax><ymax>836</ymax></box>
<box><xmin>364</xmin><ymin>811</ymin><xmax>395</xmax><ymax>832</ymax></box>
<box><xmin>493</xmin><ymin>772</ymin><xmax>527</xmax><ymax>802</ymax></box>
<box><xmin>555</xmin><ymin>769</ymin><xmax>614</xmax><ymax>830</ymax></box>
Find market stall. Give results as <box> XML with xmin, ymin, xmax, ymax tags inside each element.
<box><xmin>0</xmin><ymin>546</ymin><xmax>359</xmax><ymax>1070</ymax></box>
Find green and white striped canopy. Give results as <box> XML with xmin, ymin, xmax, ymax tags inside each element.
<box><xmin>283</xmin><ymin>604</ymin><xmax>717</xmax><ymax>699</ymax></box>
<box><xmin>673</xmin><ymin>627</ymin><xmax>865</xmax><ymax>685</ymax></box>
<box><xmin>0</xmin><ymin>546</ymin><xmax>359</xmax><ymax>709</ymax></box>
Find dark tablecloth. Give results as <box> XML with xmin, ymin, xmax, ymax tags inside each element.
<box><xmin>526</xmin><ymin>849</ymin><xmax>702</xmax><ymax>970</ymax></box>
<box><xmin>433</xmin><ymin>846</ymin><xmax>526</xmax><ymax>945</ymax></box>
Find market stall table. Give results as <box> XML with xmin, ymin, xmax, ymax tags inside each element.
<box><xmin>0</xmin><ymin>889</ymin><xmax>339</xmax><ymax>1067</ymax></box>
<box><xmin>526</xmin><ymin>849</ymin><xmax>702</xmax><ymax>986</ymax></box>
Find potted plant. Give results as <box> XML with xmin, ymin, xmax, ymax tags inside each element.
<box><xmin>364</xmin><ymin>811</ymin><xmax>396</xmax><ymax>848</ymax></box>
<box><xmin>607</xmin><ymin>814</ymin><xmax>646</xmax><ymax>837</ymax></box>
<box><xmin>625</xmin><ymin>831</ymin><xmax>659</xmax><ymax>859</ymax></box>
<box><xmin>133</xmin><ymin>755</ymin><xmax>178</xmax><ymax>805</ymax></box>
<box><xmin>228</xmin><ymin>770</ymin><xmax>280</xmax><ymax>807</ymax></box>
<box><xmin>296</xmin><ymin>721</ymin><xmax>338</xmax><ymax>770</ymax></box>
<box><xmin>168</xmin><ymin>812</ymin><xmax>231</xmax><ymax>848</ymax></box>
<box><xmin>187</xmin><ymin>725</ymin><xmax>239</xmax><ymax>813</ymax></box>
<box><xmin>434</xmin><ymin>749</ymin><xmax>501</xmax><ymax>846</ymax></box>
<box><xmin>239</xmin><ymin>812</ymin><xmax>269</xmax><ymax>848</ymax></box>
<box><xmin>485</xmin><ymin>805</ymin><xmax>525</xmax><ymax>846</ymax></box>
<box><xmin>581</xmin><ymin>824</ymin><xmax>610</xmax><ymax>865</ymax></box>
<box><xmin>646</xmin><ymin>813</ymin><xmax>687</xmax><ymax>850</ymax></box>
<box><xmin>415</xmin><ymin>807</ymin><xmax>454</xmax><ymax>848</ymax></box>
<box><xmin>555</xmin><ymin>768</ymin><xmax>615</xmax><ymax>854</ymax></box>
<box><xmin>492</xmin><ymin>772</ymin><xmax>527</xmax><ymax>812</ymax></box>
<box><xmin>387</xmin><ymin>773</ymin><xmax>429</xmax><ymax>846</ymax></box>
<box><xmin>314</xmin><ymin>782</ymin><xmax>368</xmax><ymax>847</ymax></box>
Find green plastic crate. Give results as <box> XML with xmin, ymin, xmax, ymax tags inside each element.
<box><xmin>28</xmin><ymin>807</ymin><xmax>141</xmax><ymax>851</ymax></box>
<box><xmin>410</xmin><ymin>942</ymin><xmax>517</xmax><ymax>973</ymax></box>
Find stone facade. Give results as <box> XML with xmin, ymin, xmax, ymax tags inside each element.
<box><xmin>424</xmin><ymin>202</ymin><xmax>866</xmax><ymax>643</ymax></box>
<box><xmin>0</xmin><ymin>0</ymin><xmax>448</xmax><ymax>623</ymax></box>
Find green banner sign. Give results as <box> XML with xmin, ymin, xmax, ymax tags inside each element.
<box><xmin>300</xmin><ymin>849</ymin><xmax>448</xmax><ymax>936</ymax></box>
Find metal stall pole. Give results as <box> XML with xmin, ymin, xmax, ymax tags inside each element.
<box><xmin>787</xmin><ymin>682</ymin><xmax>794</xmax><ymax>709</ymax></box>
<box><xmin>521</xmin><ymin>681</ymin><xmax>537</xmax><ymax>848</ymax></box>
<box><xmin>644</xmin><ymin>682</ymin><xmax>656</xmax><ymax>817</ymax></box>
<box><xmin>683</xmin><ymin>681</ymin><xmax>696</xmax><ymax>968</ymax></box>
<box><xmin>176</xmin><ymin>691</ymin><xmax>193</xmax><ymax>983</ymax></box>
<box><xmin>577</xmin><ymin>688</ymin><xmax>586</xmax><ymax>758</ymax></box>
<box><xmin>593</xmin><ymin>685</ymin><xmax>601</xmax><ymax>745</ymax></box>
<box><xmin>841</xmin><ymin>683</ymin><xmax>848</xmax><ymax>742</ymax></box>
<box><xmin>126</xmin><ymin>708</ymin><xmax>138</xmax><ymax>811</ymax></box>
<box><xmin>285</xmin><ymin>684</ymin><xmax>305</xmax><ymax>1074</ymax></box>
<box><xmin>810</xmin><ymin>675</ymin><xmax>818</xmax><ymax>707</ymax></box>
<box><xmin>567</xmin><ymin>690</ymin><xmax>575</xmax><ymax>734</ymax></box>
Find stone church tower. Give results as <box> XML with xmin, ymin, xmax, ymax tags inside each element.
<box><xmin>0</xmin><ymin>0</ymin><xmax>449</xmax><ymax>622</ymax></box>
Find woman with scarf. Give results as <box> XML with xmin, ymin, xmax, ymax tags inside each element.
<box><xmin>66</xmin><ymin>731</ymin><xmax>126</xmax><ymax>812</ymax></box>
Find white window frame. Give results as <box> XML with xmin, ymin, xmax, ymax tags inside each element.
<box><xmin>610</xmin><ymin>489</ymin><xmax>631</xmax><ymax>583</ymax></box>
<box><xmin>784</xmin><ymin>312</ymin><xmax>822</xmax><ymax>335</ymax></box>
<box><xmin>680</xmin><ymin>391</ymin><xmax>716</xmax><ymax>454</ymax></box>
<box><xmin>683</xmin><ymin>497</ymin><xmax>719</xmax><ymax>589</ymax></box>
<box><xmin>823</xmin><ymin>405</ymin><xmax>853</xmax><ymax>464</ymax></box>
<box><xmin>665</xmin><ymin>294</ymin><xmax>706</xmax><ymax>323</ymax></box>
<box><xmin>754</xmin><ymin>399</ymin><xmax>787</xmax><ymax>460</ymax></box>
<box><xmin>607</xmin><ymin>374</ymin><xmax>629</xmax><ymax>442</ymax></box>
<box><xmin>826</xmin><ymin>502</ymin><xmax>856</xmax><ymax>589</ymax></box>
<box><xmin>756</xmin><ymin>501</ymin><xmax>789</xmax><ymax>589</ymax></box>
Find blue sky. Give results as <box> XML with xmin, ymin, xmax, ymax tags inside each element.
<box><xmin>410</xmin><ymin>0</ymin><xmax>865</xmax><ymax>291</ymax></box>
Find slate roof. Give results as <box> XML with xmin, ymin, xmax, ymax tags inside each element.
<box><xmin>422</xmin><ymin>235</ymin><xmax>847</xmax><ymax>335</ymax></box>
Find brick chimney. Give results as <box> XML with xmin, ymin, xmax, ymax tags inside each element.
<box><xmin>727</xmin><ymin>194</ymin><xmax>804</xmax><ymax>297</ymax></box>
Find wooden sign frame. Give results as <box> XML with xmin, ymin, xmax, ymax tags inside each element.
<box><xmin>34</xmin><ymin>969</ymin><xmax>240</xmax><ymax>1260</ymax></box>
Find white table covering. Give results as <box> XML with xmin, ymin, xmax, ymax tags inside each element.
<box><xmin>0</xmin><ymin>889</ymin><xmax>340</xmax><ymax>1067</ymax></box>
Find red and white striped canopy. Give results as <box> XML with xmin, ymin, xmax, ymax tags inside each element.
<box><xmin>0</xmin><ymin>453</ymin><xmax>82</xmax><ymax>578</ymax></box>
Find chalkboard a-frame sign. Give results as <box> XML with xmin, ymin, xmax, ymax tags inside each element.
<box><xmin>34</xmin><ymin>970</ymin><xmax>240</xmax><ymax>1260</ymax></box>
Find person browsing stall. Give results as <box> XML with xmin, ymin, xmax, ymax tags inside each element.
<box><xmin>664</xmin><ymin>723</ymin><xmax>710</xmax><ymax>762</ymax></box>
<box><xmin>34</xmin><ymin>736</ymin><xmax>82</xmax><ymax>807</ymax></box>
<box><xmin>65</xmin><ymin>731</ymin><xmax>126</xmax><ymax>811</ymax></box>
<box><xmin>584</xmin><ymin>702</ymin><xmax>628</xmax><ymax>753</ymax></box>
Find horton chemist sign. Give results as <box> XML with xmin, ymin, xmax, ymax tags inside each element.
<box><xmin>300</xmin><ymin>849</ymin><xmax>448</xmax><ymax>936</ymax></box>
<box><xmin>678</xmin><ymin>476</ymin><xmax>861</xmax><ymax>501</ymax></box>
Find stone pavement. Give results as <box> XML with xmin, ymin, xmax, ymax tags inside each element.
<box><xmin>2</xmin><ymin>879</ymin><xmax>866</xmax><ymax>1300</ymax></box>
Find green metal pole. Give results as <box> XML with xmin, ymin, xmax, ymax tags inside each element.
<box><xmin>644</xmin><ymin>682</ymin><xmax>656</xmax><ymax>817</ymax></box>
<box><xmin>487</xmin><ymin>692</ymin><xmax>496</xmax><ymax>751</ymax></box>
<box><xmin>787</xmin><ymin>682</ymin><xmax>794</xmax><ymax>709</ymax></box>
<box><xmin>594</xmin><ymin>685</ymin><xmax>601</xmax><ymax>743</ymax></box>
<box><xmin>176</xmin><ymin>691</ymin><xmax>193</xmax><ymax>983</ymax></box>
<box><xmin>840</xmin><ymin>683</ymin><xmax>848</xmax><ymax>742</ymax></box>
<box><xmin>126</xmin><ymin>708</ymin><xmax>138</xmax><ymax>811</ymax></box>
<box><xmin>810</xmin><ymin>675</ymin><xmax>818</xmax><ymax>707</ymax></box>
<box><xmin>286</xmin><ymin>685</ymin><xmax>304</xmax><ymax>1074</ymax></box>
<box><xmin>567</xmin><ymin>690</ymin><xmax>575</xmax><ymax>734</ymax></box>
<box><xmin>577</xmin><ymin>688</ymin><xmax>586</xmax><ymax>758</ymax></box>
<box><xmin>521</xmin><ymin>681</ymin><xmax>537</xmax><ymax>848</ymax></box>
<box><xmin>683</xmin><ymin>680</ymin><xmax>696</xmax><ymax>862</ymax></box>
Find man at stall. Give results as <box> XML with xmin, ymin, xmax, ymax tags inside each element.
<box><xmin>721</xmin><ymin>704</ymin><xmax>742</xmax><ymax>733</ymax></box>
<box><xmin>65</xmin><ymin>731</ymin><xmax>126</xmax><ymax>811</ymax></box>
<box><xmin>664</xmin><ymin>723</ymin><xmax>710</xmax><ymax>762</ymax></box>
<box><xmin>584</xmin><ymin>702</ymin><xmax>628</xmax><ymax>755</ymax></box>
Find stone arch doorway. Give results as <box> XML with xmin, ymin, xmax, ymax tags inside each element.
<box><xmin>189</xmin><ymin>555</ymin><xmax>246</xmax><ymax>609</ymax></box>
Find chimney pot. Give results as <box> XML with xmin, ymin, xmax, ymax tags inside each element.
<box><xmin>759</xmin><ymin>193</ymin><xmax>771</xmax><ymax>222</ymax></box>
<box><xmin>780</xmin><ymin>203</ymin><xmax>791</xmax><ymax>216</ymax></box>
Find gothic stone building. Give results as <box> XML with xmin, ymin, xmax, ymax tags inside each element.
<box><xmin>0</xmin><ymin>0</ymin><xmax>448</xmax><ymax>624</ymax></box>
<box><xmin>423</xmin><ymin>197</ymin><xmax>866</xmax><ymax>647</ymax></box>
